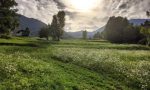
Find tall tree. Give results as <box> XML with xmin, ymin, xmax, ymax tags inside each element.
<box><xmin>22</xmin><ymin>27</ymin><xmax>30</xmax><ymax>37</ymax></box>
<box><xmin>82</xmin><ymin>30</ymin><xmax>87</xmax><ymax>40</ymax></box>
<box><xmin>140</xmin><ymin>20</ymin><xmax>150</xmax><ymax>46</ymax></box>
<box><xmin>104</xmin><ymin>16</ymin><xmax>129</xmax><ymax>43</ymax></box>
<box><xmin>93</xmin><ymin>32</ymin><xmax>102</xmax><ymax>39</ymax></box>
<box><xmin>140</xmin><ymin>27</ymin><xmax>150</xmax><ymax>46</ymax></box>
<box><xmin>50</xmin><ymin>11</ymin><xmax>66</xmax><ymax>41</ymax></box>
<box><xmin>50</xmin><ymin>15</ymin><xmax>60</xmax><ymax>41</ymax></box>
<box><xmin>146</xmin><ymin>11</ymin><xmax>150</xmax><ymax>17</ymax></box>
<box><xmin>0</xmin><ymin>0</ymin><xmax>19</xmax><ymax>36</ymax></box>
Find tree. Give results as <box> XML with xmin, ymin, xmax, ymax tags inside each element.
<box><xmin>104</xmin><ymin>16</ymin><xmax>144</xmax><ymax>43</ymax></box>
<box><xmin>23</xmin><ymin>27</ymin><xmax>30</xmax><ymax>36</ymax></box>
<box><xmin>140</xmin><ymin>27</ymin><xmax>150</xmax><ymax>46</ymax></box>
<box><xmin>104</xmin><ymin>16</ymin><xmax>129</xmax><ymax>43</ymax></box>
<box><xmin>146</xmin><ymin>11</ymin><xmax>150</xmax><ymax>17</ymax></box>
<box><xmin>17</xmin><ymin>27</ymin><xmax>30</xmax><ymax>37</ymax></box>
<box><xmin>123</xmin><ymin>25</ymin><xmax>143</xmax><ymax>43</ymax></box>
<box><xmin>50</xmin><ymin>11</ymin><xmax>66</xmax><ymax>41</ymax></box>
<box><xmin>39</xmin><ymin>26</ymin><xmax>49</xmax><ymax>40</ymax></box>
<box><xmin>93</xmin><ymin>32</ymin><xmax>102</xmax><ymax>39</ymax></box>
<box><xmin>50</xmin><ymin>15</ymin><xmax>60</xmax><ymax>41</ymax></box>
<box><xmin>0</xmin><ymin>0</ymin><xmax>19</xmax><ymax>37</ymax></box>
<box><xmin>140</xmin><ymin>20</ymin><xmax>150</xmax><ymax>46</ymax></box>
<box><xmin>82</xmin><ymin>30</ymin><xmax>87</xmax><ymax>40</ymax></box>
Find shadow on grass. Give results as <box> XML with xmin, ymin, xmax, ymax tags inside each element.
<box><xmin>0</xmin><ymin>43</ymin><xmax>38</xmax><ymax>47</ymax></box>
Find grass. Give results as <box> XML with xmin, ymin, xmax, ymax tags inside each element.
<box><xmin>0</xmin><ymin>38</ymin><xmax>149</xmax><ymax>90</ymax></box>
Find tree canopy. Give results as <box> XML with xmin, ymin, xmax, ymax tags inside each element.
<box><xmin>50</xmin><ymin>11</ymin><xmax>66</xmax><ymax>41</ymax></box>
<box><xmin>103</xmin><ymin>16</ymin><xmax>143</xmax><ymax>43</ymax></box>
<box><xmin>0</xmin><ymin>0</ymin><xmax>19</xmax><ymax>36</ymax></box>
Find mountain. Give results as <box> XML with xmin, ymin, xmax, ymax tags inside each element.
<box><xmin>129</xmin><ymin>19</ymin><xmax>150</xmax><ymax>25</ymax></box>
<box><xmin>66</xmin><ymin>26</ymin><xmax>105</xmax><ymax>38</ymax></box>
<box><xmin>16</xmin><ymin>15</ymin><xmax>47</xmax><ymax>36</ymax></box>
<box><xmin>16</xmin><ymin>15</ymin><xmax>106</xmax><ymax>38</ymax></box>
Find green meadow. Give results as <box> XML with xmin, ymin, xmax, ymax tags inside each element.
<box><xmin>0</xmin><ymin>38</ymin><xmax>149</xmax><ymax>90</ymax></box>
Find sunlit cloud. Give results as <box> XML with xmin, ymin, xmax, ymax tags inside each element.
<box><xmin>15</xmin><ymin>0</ymin><xmax>150</xmax><ymax>32</ymax></box>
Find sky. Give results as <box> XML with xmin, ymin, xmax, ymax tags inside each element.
<box><xmin>15</xmin><ymin>0</ymin><xmax>150</xmax><ymax>32</ymax></box>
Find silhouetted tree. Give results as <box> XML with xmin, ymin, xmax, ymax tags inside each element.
<box><xmin>104</xmin><ymin>16</ymin><xmax>144</xmax><ymax>43</ymax></box>
<box><xmin>146</xmin><ymin>11</ymin><xmax>150</xmax><ymax>17</ymax></box>
<box><xmin>140</xmin><ymin>20</ymin><xmax>150</xmax><ymax>46</ymax></box>
<box><xmin>104</xmin><ymin>16</ymin><xmax>129</xmax><ymax>43</ymax></box>
<box><xmin>123</xmin><ymin>25</ymin><xmax>143</xmax><ymax>43</ymax></box>
<box><xmin>0</xmin><ymin>0</ymin><xmax>19</xmax><ymax>37</ymax></box>
<box><xmin>50</xmin><ymin>11</ymin><xmax>66</xmax><ymax>41</ymax></box>
<box><xmin>50</xmin><ymin>15</ymin><xmax>60</xmax><ymax>41</ymax></box>
<box><xmin>39</xmin><ymin>26</ymin><xmax>49</xmax><ymax>40</ymax></box>
<box><xmin>22</xmin><ymin>27</ymin><xmax>30</xmax><ymax>36</ymax></box>
<box><xmin>93</xmin><ymin>32</ymin><xmax>102</xmax><ymax>39</ymax></box>
<box><xmin>82</xmin><ymin>30</ymin><xmax>87</xmax><ymax>40</ymax></box>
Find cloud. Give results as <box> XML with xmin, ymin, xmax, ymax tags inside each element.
<box><xmin>15</xmin><ymin>0</ymin><xmax>150</xmax><ymax>32</ymax></box>
<box><xmin>15</xmin><ymin>0</ymin><xmax>59</xmax><ymax>24</ymax></box>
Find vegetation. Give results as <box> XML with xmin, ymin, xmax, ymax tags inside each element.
<box><xmin>0</xmin><ymin>38</ymin><xmax>149</xmax><ymax>90</ymax></box>
<box><xmin>82</xmin><ymin>30</ymin><xmax>87</xmax><ymax>40</ymax></box>
<box><xmin>93</xmin><ymin>32</ymin><xmax>102</xmax><ymax>39</ymax></box>
<box><xmin>50</xmin><ymin>11</ymin><xmax>66</xmax><ymax>41</ymax></box>
<box><xmin>0</xmin><ymin>0</ymin><xmax>19</xmax><ymax>37</ymax></box>
<box><xmin>17</xmin><ymin>27</ymin><xmax>30</xmax><ymax>37</ymax></box>
<box><xmin>39</xmin><ymin>11</ymin><xmax>66</xmax><ymax>41</ymax></box>
<box><xmin>0</xmin><ymin>1</ymin><xmax>150</xmax><ymax>90</ymax></box>
<box><xmin>103</xmin><ymin>16</ymin><xmax>150</xmax><ymax>45</ymax></box>
<box><xmin>39</xmin><ymin>26</ymin><xmax>49</xmax><ymax>40</ymax></box>
<box><xmin>146</xmin><ymin>11</ymin><xmax>150</xmax><ymax>17</ymax></box>
<box><xmin>141</xmin><ymin>20</ymin><xmax>150</xmax><ymax>46</ymax></box>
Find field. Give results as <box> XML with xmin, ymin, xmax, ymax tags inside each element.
<box><xmin>0</xmin><ymin>37</ymin><xmax>149</xmax><ymax>90</ymax></box>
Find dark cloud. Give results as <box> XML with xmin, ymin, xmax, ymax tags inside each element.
<box><xmin>53</xmin><ymin>0</ymin><xmax>66</xmax><ymax>9</ymax></box>
<box><xmin>119</xmin><ymin>3</ymin><xmax>127</xmax><ymax>9</ymax></box>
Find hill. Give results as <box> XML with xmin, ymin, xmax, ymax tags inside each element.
<box><xmin>16</xmin><ymin>15</ymin><xmax>47</xmax><ymax>36</ymax></box>
<box><xmin>129</xmin><ymin>19</ymin><xmax>150</xmax><ymax>25</ymax></box>
<box><xmin>66</xmin><ymin>26</ymin><xmax>105</xmax><ymax>38</ymax></box>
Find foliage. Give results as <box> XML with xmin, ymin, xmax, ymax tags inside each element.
<box><xmin>123</xmin><ymin>25</ymin><xmax>143</xmax><ymax>43</ymax></box>
<box><xmin>140</xmin><ymin>27</ymin><xmax>150</xmax><ymax>46</ymax></box>
<box><xmin>50</xmin><ymin>11</ymin><xmax>66</xmax><ymax>41</ymax></box>
<box><xmin>0</xmin><ymin>0</ymin><xmax>19</xmax><ymax>36</ymax></box>
<box><xmin>104</xmin><ymin>16</ymin><xmax>129</xmax><ymax>43</ymax></box>
<box><xmin>22</xmin><ymin>27</ymin><xmax>30</xmax><ymax>37</ymax></box>
<box><xmin>146</xmin><ymin>11</ymin><xmax>150</xmax><ymax>17</ymax></box>
<box><xmin>39</xmin><ymin>26</ymin><xmax>49</xmax><ymax>40</ymax></box>
<box><xmin>93</xmin><ymin>32</ymin><xmax>102</xmax><ymax>39</ymax></box>
<box><xmin>104</xmin><ymin>16</ymin><xmax>144</xmax><ymax>44</ymax></box>
<box><xmin>50</xmin><ymin>15</ymin><xmax>61</xmax><ymax>41</ymax></box>
<box><xmin>82</xmin><ymin>30</ymin><xmax>87</xmax><ymax>40</ymax></box>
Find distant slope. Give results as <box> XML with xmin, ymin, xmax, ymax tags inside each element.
<box><xmin>129</xmin><ymin>19</ymin><xmax>150</xmax><ymax>25</ymax></box>
<box><xmin>62</xmin><ymin>32</ymin><xmax>73</xmax><ymax>39</ymax></box>
<box><xmin>66</xmin><ymin>26</ymin><xmax>105</xmax><ymax>38</ymax></box>
<box><xmin>17</xmin><ymin>15</ymin><xmax>47</xmax><ymax>36</ymax></box>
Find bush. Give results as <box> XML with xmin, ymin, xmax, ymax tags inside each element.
<box><xmin>138</xmin><ymin>38</ymin><xmax>147</xmax><ymax>45</ymax></box>
<box><xmin>0</xmin><ymin>34</ymin><xmax>11</xmax><ymax>39</ymax></box>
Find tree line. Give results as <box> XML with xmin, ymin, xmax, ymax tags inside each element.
<box><xmin>39</xmin><ymin>11</ymin><xmax>65</xmax><ymax>41</ymax></box>
<box><xmin>102</xmin><ymin>16</ymin><xmax>150</xmax><ymax>46</ymax></box>
<box><xmin>0</xmin><ymin>0</ymin><xmax>19</xmax><ymax>38</ymax></box>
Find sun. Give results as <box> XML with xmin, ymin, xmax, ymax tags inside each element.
<box><xmin>69</xmin><ymin>0</ymin><xmax>99</xmax><ymax>12</ymax></box>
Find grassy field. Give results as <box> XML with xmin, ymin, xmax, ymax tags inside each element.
<box><xmin>0</xmin><ymin>37</ymin><xmax>149</xmax><ymax>90</ymax></box>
